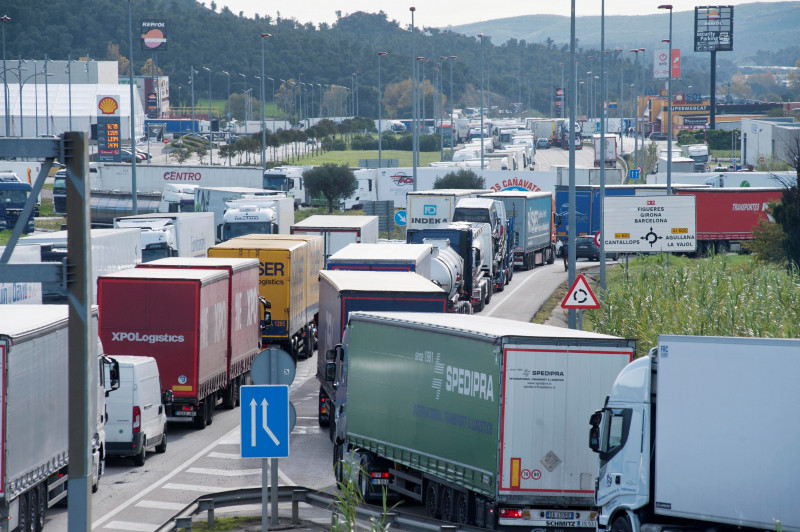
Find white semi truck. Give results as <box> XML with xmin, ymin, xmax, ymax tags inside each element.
<box><xmin>0</xmin><ymin>306</ymin><xmax>119</xmax><ymax>530</ymax></box>
<box><xmin>590</xmin><ymin>335</ymin><xmax>800</xmax><ymax>532</ymax></box>
<box><xmin>220</xmin><ymin>196</ymin><xmax>294</xmax><ymax>241</ymax></box>
<box><xmin>114</xmin><ymin>212</ymin><xmax>215</xmax><ymax>262</ymax></box>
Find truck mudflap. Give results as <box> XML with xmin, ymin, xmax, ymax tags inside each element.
<box><xmin>497</xmin><ymin>507</ymin><xmax>597</xmax><ymax>530</ymax></box>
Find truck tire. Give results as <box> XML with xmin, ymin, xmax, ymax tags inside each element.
<box><xmin>716</xmin><ymin>240</ymin><xmax>729</xmax><ymax>254</ymax></box>
<box><xmin>333</xmin><ymin>443</ymin><xmax>344</xmax><ymax>484</ymax></box>
<box><xmin>18</xmin><ymin>491</ymin><xmax>30</xmax><ymax>532</ymax></box>
<box><xmin>206</xmin><ymin>399</ymin><xmax>215</xmax><ymax>426</ymax></box>
<box><xmin>440</xmin><ymin>487</ymin><xmax>456</xmax><ymax>522</ymax></box>
<box><xmin>547</xmin><ymin>247</ymin><xmax>555</xmax><ymax>265</ymax></box>
<box><xmin>134</xmin><ymin>440</ymin><xmax>146</xmax><ymax>467</ymax></box>
<box><xmin>456</xmin><ymin>492</ymin><xmax>470</xmax><ymax>526</ymax></box>
<box><xmin>28</xmin><ymin>488</ymin><xmax>39</xmax><ymax>532</ymax></box>
<box><xmin>193</xmin><ymin>405</ymin><xmax>208</xmax><ymax>430</ymax></box>
<box><xmin>425</xmin><ymin>481</ymin><xmax>441</xmax><ymax>519</ymax></box>
<box><xmin>155</xmin><ymin>427</ymin><xmax>168</xmax><ymax>453</ymax></box>
<box><xmin>611</xmin><ymin>515</ymin><xmax>632</xmax><ymax>532</ymax></box>
<box><xmin>222</xmin><ymin>381</ymin><xmax>236</xmax><ymax>409</ymax></box>
<box><xmin>484</xmin><ymin>282</ymin><xmax>493</xmax><ymax>305</ymax></box>
<box><xmin>35</xmin><ymin>484</ymin><xmax>47</xmax><ymax>532</ymax></box>
<box><xmin>358</xmin><ymin>455</ymin><xmax>375</xmax><ymax>502</ymax></box>
<box><xmin>495</xmin><ymin>271</ymin><xmax>505</xmax><ymax>292</ymax></box>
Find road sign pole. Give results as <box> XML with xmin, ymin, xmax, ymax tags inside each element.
<box><xmin>268</xmin><ymin>456</ymin><xmax>269</xmax><ymax>532</ymax></box>
<box><xmin>271</xmin><ymin>458</ymin><xmax>279</xmax><ymax>526</ymax></box>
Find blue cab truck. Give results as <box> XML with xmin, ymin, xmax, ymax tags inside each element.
<box><xmin>554</xmin><ymin>184</ymin><xmax>707</xmax><ymax>242</ymax></box>
<box><xmin>0</xmin><ymin>180</ymin><xmax>36</xmax><ymax>233</ymax></box>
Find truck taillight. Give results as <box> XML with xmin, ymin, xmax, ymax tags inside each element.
<box><xmin>132</xmin><ymin>406</ymin><xmax>141</xmax><ymax>433</ymax></box>
<box><xmin>499</xmin><ymin>508</ymin><xmax>523</xmax><ymax>519</ymax></box>
<box><xmin>371</xmin><ymin>472</ymin><xmax>389</xmax><ymax>479</ymax></box>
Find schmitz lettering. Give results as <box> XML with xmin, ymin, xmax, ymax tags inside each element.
<box><xmin>111</xmin><ymin>331</ymin><xmax>184</xmax><ymax>343</ymax></box>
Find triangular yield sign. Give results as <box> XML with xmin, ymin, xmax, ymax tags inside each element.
<box><xmin>561</xmin><ymin>274</ymin><xmax>600</xmax><ymax>309</ymax></box>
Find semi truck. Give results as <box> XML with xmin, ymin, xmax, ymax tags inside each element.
<box><xmin>316</xmin><ymin>271</ymin><xmax>448</xmax><ymax>427</ymax></box>
<box><xmin>262</xmin><ymin>166</ymin><xmax>309</xmax><ymax>207</ymax></box>
<box><xmin>680</xmin><ymin>143</ymin><xmax>710</xmax><ymax>172</ymax></box>
<box><xmin>220</xmin><ymin>196</ymin><xmax>294</xmax><ymax>241</ymax></box>
<box><xmin>158</xmin><ymin>183</ymin><xmax>198</xmax><ymax>213</ymax></box>
<box><xmin>406</xmin><ymin>189</ymin><xmax>490</xmax><ymax>231</ymax></box>
<box><xmin>290</xmin><ymin>215</ymin><xmax>379</xmax><ymax>266</ymax></box>
<box><xmin>193</xmin><ymin>186</ymin><xmax>286</xmax><ymax>239</ymax></box>
<box><xmin>327</xmin><ymin>312</ymin><xmax>635</xmax><ymax>529</ymax></box>
<box><xmin>18</xmin><ymin>228</ymin><xmax>142</xmax><ymax>304</ymax></box>
<box><xmin>0</xmin><ymin>306</ymin><xmax>118</xmax><ymax>530</ymax></box>
<box><xmin>90</xmin><ymin>163</ymin><xmax>263</xmax><ymax>194</ymax></box>
<box><xmin>481</xmin><ymin>190</ymin><xmax>557</xmax><ymax>269</ymax></box>
<box><xmin>90</xmin><ymin>190</ymin><xmax>162</xmax><ymax>226</ymax></box>
<box><xmin>98</xmin><ymin>268</ymin><xmax>231</xmax><ymax>429</ymax></box>
<box><xmin>453</xmin><ymin>198</ymin><xmax>512</xmax><ymax>291</ymax></box>
<box><xmin>590</xmin><ymin>335</ymin><xmax>800</xmax><ymax>532</ymax></box>
<box><xmin>0</xmin><ymin>180</ymin><xmax>36</xmax><ymax>234</ymax></box>
<box><xmin>114</xmin><ymin>212</ymin><xmax>215</xmax><ymax>261</ymax></box>
<box><xmin>592</xmin><ymin>134</ymin><xmax>618</xmax><ymax>168</ymax></box>
<box><xmin>136</xmin><ymin>257</ymin><xmax>261</xmax><ymax>409</ymax></box>
<box><xmin>327</xmin><ymin>243</ymin><xmax>433</xmax><ymax>278</ymax></box>
<box><xmin>208</xmin><ymin>237</ymin><xmax>319</xmax><ymax>360</ymax></box>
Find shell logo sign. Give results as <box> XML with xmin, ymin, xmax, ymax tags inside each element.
<box><xmin>98</xmin><ymin>97</ymin><xmax>119</xmax><ymax>115</ymax></box>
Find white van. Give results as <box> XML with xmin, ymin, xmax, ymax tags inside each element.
<box><xmin>106</xmin><ymin>356</ymin><xmax>171</xmax><ymax>466</ymax></box>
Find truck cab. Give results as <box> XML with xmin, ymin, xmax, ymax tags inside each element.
<box><xmin>0</xmin><ymin>181</ymin><xmax>36</xmax><ymax>233</ymax></box>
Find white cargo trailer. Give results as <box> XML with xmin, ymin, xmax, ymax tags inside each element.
<box><xmin>290</xmin><ymin>215</ymin><xmax>379</xmax><ymax>265</ymax></box>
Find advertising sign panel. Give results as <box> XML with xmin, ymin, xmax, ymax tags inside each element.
<box><xmin>141</xmin><ymin>20</ymin><xmax>167</xmax><ymax>51</ymax></box>
<box><xmin>96</xmin><ymin>95</ymin><xmax>121</xmax><ymax>163</ymax></box>
<box><xmin>694</xmin><ymin>6</ymin><xmax>734</xmax><ymax>52</ymax></box>
<box><xmin>654</xmin><ymin>49</ymin><xmax>680</xmax><ymax>79</ymax></box>
<box><xmin>604</xmin><ymin>195</ymin><xmax>696</xmax><ymax>253</ymax></box>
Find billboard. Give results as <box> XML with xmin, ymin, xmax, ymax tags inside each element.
<box><xmin>141</xmin><ymin>19</ymin><xmax>167</xmax><ymax>51</ymax></box>
<box><xmin>654</xmin><ymin>49</ymin><xmax>681</xmax><ymax>79</ymax></box>
<box><xmin>96</xmin><ymin>95</ymin><xmax>121</xmax><ymax>163</ymax></box>
<box><xmin>694</xmin><ymin>6</ymin><xmax>734</xmax><ymax>52</ymax></box>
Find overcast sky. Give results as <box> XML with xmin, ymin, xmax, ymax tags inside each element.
<box><xmin>214</xmin><ymin>0</ymin><xmax>764</xmax><ymax>27</ymax></box>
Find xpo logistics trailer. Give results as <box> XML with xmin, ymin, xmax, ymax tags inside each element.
<box><xmin>98</xmin><ymin>268</ymin><xmax>232</xmax><ymax>429</ymax></box>
<box><xmin>316</xmin><ymin>271</ymin><xmax>448</xmax><ymax>429</ymax></box>
<box><xmin>136</xmin><ymin>257</ymin><xmax>261</xmax><ymax>409</ymax></box>
<box><xmin>0</xmin><ymin>306</ymin><xmax>118</xmax><ymax>531</ymax></box>
<box><xmin>590</xmin><ymin>335</ymin><xmax>800</xmax><ymax>532</ymax></box>
<box><xmin>326</xmin><ymin>312</ymin><xmax>635</xmax><ymax>530</ymax></box>
<box><xmin>208</xmin><ymin>236</ymin><xmax>321</xmax><ymax>360</ymax></box>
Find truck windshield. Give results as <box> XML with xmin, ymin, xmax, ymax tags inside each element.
<box><xmin>53</xmin><ymin>176</ymin><xmax>66</xmax><ymax>192</ymax></box>
<box><xmin>223</xmin><ymin>222</ymin><xmax>273</xmax><ymax>240</ymax></box>
<box><xmin>142</xmin><ymin>246</ymin><xmax>172</xmax><ymax>262</ymax></box>
<box><xmin>453</xmin><ymin>208</ymin><xmax>490</xmax><ymax>224</ymax></box>
<box><xmin>0</xmin><ymin>189</ymin><xmax>29</xmax><ymax>203</ymax></box>
<box><xmin>263</xmin><ymin>176</ymin><xmax>288</xmax><ymax>191</ymax></box>
<box><xmin>167</xmin><ymin>200</ymin><xmax>195</xmax><ymax>213</ymax></box>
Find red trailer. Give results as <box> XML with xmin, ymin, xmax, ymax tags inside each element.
<box><xmin>98</xmin><ymin>268</ymin><xmax>229</xmax><ymax>429</ymax></box>
<box><xmin>674</xmin><ymin>187</ymin><xmax>784</xmax><ymax>254</ymax></box>
<box><xmin>137</xmin><ymin>257</ymin><xmax>261</xmax><ymax>409</ymax></box>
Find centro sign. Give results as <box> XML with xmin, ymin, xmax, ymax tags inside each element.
<box><xmin>603</xmin><ymin>195</ymin><xmax>696</xmax><ymax>253</ymax></box>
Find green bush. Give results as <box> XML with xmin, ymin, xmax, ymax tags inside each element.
<box><xmin>350</xmin><ymin>135</ymin><xmax>378</xmax><ymax>150</ymax></box>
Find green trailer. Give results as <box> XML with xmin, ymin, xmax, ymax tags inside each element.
<box><xmin>327</xmin><ymin>311</ymin><xmax>635</xmax><ymax>530</ymax></box>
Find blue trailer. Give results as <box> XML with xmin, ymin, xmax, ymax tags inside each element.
<box><xmin>316</xmin><ymin>270</ymin><xmax>447</xmax><ymax>428</ymax></box>
<box><xmin>482</xmin><ymin>190</ymin><xmax>556</xmax><ymax>269</ymax></box>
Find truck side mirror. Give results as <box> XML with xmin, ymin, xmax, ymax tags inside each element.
<box><xmin>326</xmin><ymin>348</ymin><xmax>336</xmax><ymax>361</ymax></box>
<box><xmin>325</xmin><ymin>362</ymin><xmax>336</xmax><ymax>383</ymax></box>
<box><xmin>103</xmin><ymin>356</ymin><xmax>120</xmax><ymax>396</ymax></box>
<box><xmin>589</xmin><ymin>409</ymin><xmax>608</xmax><ymax>453</ymax></box>
<box><xmin>162</xmin><ymin>390</ymin><xmax>174</xmax><ymax>405</ymax></box>
<box><xmin>556</xmin><ymin>214</ymin><xmax>563</xmax><ymax>226</ymax></box>
<box><xmin>260</xmin><ymin>297</ymin><xmax>272</xmax><ymax>327</ymax></box>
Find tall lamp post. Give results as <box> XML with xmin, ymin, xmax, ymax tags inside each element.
<box><xmin>203</xmin><ymin>66</ymin><xmax>212</xmax><ymax>165</ymax></box>
<box><xmin>659</xmin><ymin>4</ymin><xmax>674</xmax><ymax>194</ymax></box>
<box><xmin>190</xmin><ymin>66</ymin><xmax>196</xmax><ymax>133</ymax></box>
<box><xmin>1</xmin><ymin>14</ymin><xmax>10</xmax><ymax>137</ymax></box>
<box><xmin>127</xmin><ymin>0</ymin><xmax>137</xmax><ymax>215</ymax></box>
<box><xmin>260</xmin><ymin>33</ymin><xmax>271</xmax><ymax>171</ymax></box>
<box><xmin>479</xmin><ymin>33</ymin><xmax>485</xmax><ymax>170</ymax></box>
<box><xmin>629</xmin><ymin>49</ymin><xmax>641</xmax><ymax>171</ymax></box>
<box><xmin>599</xmin><ymin>0</ymin><xmax>607</xmax><ymax>291</ymax></box>
<box><xmin>239</xmin><ymin>73</ymin><xmax>247</xmax><ymax>135</ymax></box>
<box><xmin>638</xmin><ymin>47</ymin><xmax>646</xmax><ymax>167</ymax></box>
<box><xmin>267</xmin><ymin>77</ymin><xmax>274</xmax><ymax>125</ymax></box>
<box><xmin>549</xmin><ymin>66</ymin><xmax>554</xmax><ymax>117</ymax></box>
<box><xmin>220</xmin><ymin>70</ymin><xmax>230</xmax><ymax>164</ymax></box>
<box><xmin>450</xmin><ymin>56</ymin><xmax>456</xmax><ymax>154</ymax></box>
<box><xmin>377</xmin><ymin>51</ymin><xmax>387</xmax><ymax>169</ymax></box>
<box><xmin>410</xmin><ymin>6</ymin><xmax>418</xmax><ymax>190</ymax></box>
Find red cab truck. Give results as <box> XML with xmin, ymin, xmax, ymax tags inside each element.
<box><xmin>674</xmin><ymin>187</ymin><xmax>784</xmax><ymax>254</ymax></box>
<box><xmin>136</xmin><ymin>257</ymin><xmax>261</xmax><ymax>409</ymax></box>
<box><xmin>98</xmin><ymin>268</ymin><xmax>230</xmax><ymax>429</ymax></box>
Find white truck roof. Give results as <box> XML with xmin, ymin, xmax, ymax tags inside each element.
<box><xmin>328</xmin><ymin>243</ymin><xmax>432</xmax><ymax>263</ymax></box>
<box><xmin>101</xmin><ymin>267</ymin><xmax>228</xmax><ymax>285</ymax></box>
<box><xmin>0</xmin><ymin>305</ymin><xmax>69</xmax><ymax>339</ymax></box>
<box><xmin>320</xmin><ymin>271</ymin><xmax>444</xmax><ymax>293</ymax></box>
<box><xmin>292</xmin><ymin>215</ymin><xmax>377</xmax><ymax>229</ymax></box>
<box><xmin>138</xmin><ymin>257</ymin><xmax>259</xmax><ymax>273</ymax></box>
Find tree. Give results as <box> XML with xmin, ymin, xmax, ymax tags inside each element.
<box><xmin>170</xmin><ymin>147</ymin><xmax>192</xmax><ymax>164</ymax></box>
<box><xmin>433</xmin><ymin>169</ymin><xmax>486</xmax><ymax>189</ymax></box>
<box><xmin>107</xmin><ymin>42</ymin><xmax>129</xmax><ymax>75</ymax></box>
<box><xmin>303</xmin><ymin>163</ymin><xmax>357</xmax><ymax>213</ymax></box>
<box><xmin>770</xmin><ymin>133</ymin><xmax>800</xmax><ymax>269</ymax></box>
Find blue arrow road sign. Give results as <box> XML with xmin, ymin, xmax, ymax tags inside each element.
<box><xmin>240</xmin><ymin>385</ymin><xmax>289</xmax><ymax>458</ymax></box>
<box><xmin>629</xmin><ymin>168</ymin><xmax>641</xmax><ymax>181</ymax></box>
<box><xmin>394</xmin><ymin>209</ymin><xmax>407</xmax><ymax>226</ymax></box>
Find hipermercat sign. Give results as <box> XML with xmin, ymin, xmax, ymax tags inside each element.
<box><xmin>604</xmin><ymin>195</ymin><xmax>696</xmax><ymax>253</ymax></box>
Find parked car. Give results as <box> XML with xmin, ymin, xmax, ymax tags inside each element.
<box><xmin>135</xmin><ymin>148</ymin><xmax>152</xmax><ymax>161</ymax></box>
<box><xmin>120</xmin><ymin>149</ymin><xmax>145</xmax><ymax>163</ymax></box>
<box><xmin>574</xmin><ymin>235</ymin><xmax>619</xmax><ymax>261</ymax></box>
<box><xmin>648</xmin><ymin>132</ymin><xmax>668</xmax><ymax>141</ymax></box>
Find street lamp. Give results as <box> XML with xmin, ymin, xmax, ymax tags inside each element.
<box><xmin>549</xmin><ymin>66</ymin><xmax>554</xmax><ymax>117</ymax></box>
<box><xmin>629</xmin><ymin>49</ymin><xmax>641</xmax><ymax>170</ymax></box>
<box><xmin>377</xmin><ymin>51</ymin><xmax>388</xmax><ymax>169</ymax></box>
<box><xmin>260</xmin><ymin>33</ymin><xmax>271</xmax><ymax>171</ymax></box>
<box><xmin>203</xmin><ymin>66</ymin><xmax>212</xmax><ymax>165</ymax></box>
<box><xmin>479</xmin><ymin>33</ymin><xmax>485</xmax><ymax>170</ymax></box>
<box><xmin>449</xmin><ymin>55</ymin><xmax>456</xmax><ymax>154</ymax></box>
<box><xmin>659</xmin><ymin>3</ymin><xmax>674</xmax><ymax>194</ymax></box>
<box><xmin>267</xmin><ymin>77</ymin><xmax>274</xmax><ymax>125</ymax></box>
<box><xmin>410</xmin><ymin>6</ymin><xmax>418</xmax><ymax>189</ymax></box>
<box><xmin>1</xmin><ymin>14</ymin><xmax>10</xmax><ymax>136</ymax></box>
<box><xmin>190</xmin><ymin>66</ymin><xmax>197</xmax><ymax>133</ymax></box>
<box><xmin>614</xmin><ymin>48</ymin><xmax>623</xmax><ymax>134</ymax></box>
<box><xmin>238</xmin><ymin>73</ymin><xmax>247</xmax><ymax>134</ymax></box>
<box><xmin>559</xmin><ymin>62</ymin><xmax>565</xmax><ymax>118</ymax></box>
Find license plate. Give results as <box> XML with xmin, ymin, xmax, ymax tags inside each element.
<box><xmin>173</xmin><ymin>411</ymin><xmax>195</xmax><ymax>417</ymax></box>
<box><xmin>372</xmin><ymin>479</ymin><xmax>389</xmax><ymax>485</ymax></box>
<box><xmin>546</xmin><ymin>511</ymin><xmax>574</xmax><ymax>519</ymax></box>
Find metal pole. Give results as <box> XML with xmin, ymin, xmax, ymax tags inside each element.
<box><xmin>128</xmin><ymin>0</ymin><xmax>138</xmax><ymax>214</ymax></box>
<box><xmin>378</xmin><ymin>52</ymin><xmax>387</xmax><ymax>169</ymax></box>
<box><xmin>45</xmin><ymin>54</ymin><xmax>50</xmax><ymax>135</ymax></box>
<box><xmin>549</xmin><ymin>67</ymin><xmax>554</xmax><ymax>117</ymax></box>
<box><xmin>479</xmin><ymin>33</ymin><xmax>485</xmax><ymax>171</ymax></box>
<box><xmin>450</xmin><ymin>56</ymin><xmax>455</xmax><ymax>155</ymax></box>
<box><xmin>191</xmin><ymin>67</ymin><xmax>195</xmax><ymax>134</ymax></box>
<box><xmin>33</xmin><ymin>60</ymin><xmax>38</xmax><ymax>137</ymax></box>
<box><xmin>262</xmin><ymin>458</ymin><xmax>269</xmax><ymax>531</ymax></box>
<box><xmin>560</xmin><ymin>62</ymin><xmax>565</xmax><ymax>118</ymax></box>
<box><xmin>640</xmin><ymin>48</ymin><xmax>646</xmax><ymax>170</ymax></box>
<box><xmin>260</xmin><ymin>33</ymin><xmax>271</xmax><ymax>171</ymax></box>
<box><xmin>599</xmin><ymin>0</ymin><xmax>607</xmax><ymax>292</ymax></box>
<box><xmin>659</xmin><ymin>4</ymin><xmax>674</xmax><ymax>194</ymax></box>
<box><xmin>1</xmin><ymin>14</ymin><xmax>9</xmax><ymax>137</ymax></box>
<box><xmin>568</xmin><ymin>0</ymin><xmax>577</xmax><ymax>329</ymax></box>
<box><xmin>411</xmin><ymin>7</ymin><xmax>417</xmax><ymax>191</ymax></box>
<box><xmin>68</xmin><ymin>54</ymin><xmax>72</xmax><ymax>131</ymax></box>
<box><xmin>631</xmin><ymin>50</ymin><xmax>639</xmax><ymax>171</ymax></box>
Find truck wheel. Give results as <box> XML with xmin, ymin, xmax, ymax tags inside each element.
<box><xmin>304</xmin><ymin>326</ymin><xmax>314</xmax><ymax>359</ymax></box>
<box><xmin>222</xmin><ymin>382</ymin><xmax>236</xmax><ymax>409</ymax></box>
<box><xmin>28</xmin><ymin>488</ymin><xmax>39</xmax><ymax>532</ymax></box>
<box><xmin>18</xmin><ymin>491</ymin><xmax>30</xmax><ymax>532</ymax></box>
<box><xmin>333</xmin><ymin>443</ymin><xmax>344</xmax><ymax>484</ymax></box>
<box><xmin>611</xmin><ymin>516</ymin><xmax>632</xmax><ymax>532</ymax></box>
<box><xmin>484</xmin><ymin>282</ymin><xmax>493</xmax><ymax>305</ymax></box>
<box><xmin>425</xmin><ymin>481</ymin><xmax>441</xmax><ymax>519</ymax></box>
<box><xmin>193</xmin><ymin>406</ymin><xmax>207</xmax><ymax>429</ymax></box>
<box><xmin>495</xmin><ymin>272</ymin><xmax>505</xmax><ymax>292</ymax></box>
<box><xmin>134</xmin><ymin>440</ymin><xmax>146</xmax><ymax>467</ymax></box>
<box><xmin>155</xmin><ymin>427</ymin><xmax>167</xmax><ymax>453</ymax></box>
<box><xmin>456</xmin><ymin>492</ymin><xmax>470</xmax><ymax>526</ymax></box>
<box><xmin>206</xmin><ymin>399</ymin><xmax>215</xmax><ymax>426</ymax></box>
<box><xmin>547</xmin><ymin>247</ymin><xmax>555</xmax><ymax>265</ymax></box>
<box><xmin>440</xmin><ymin>487</ymin><xmax>455</xmax><ymax>522</ymax></box>
<box><xmin>716</xmin><ymin>240</ymin><xmax>729</xmax><ymax>254</ymax></box>
<box><xmin>35</xmin><ymin>484</ymin><xmax>47</xmax><ymax>532</ymax></box>
<box><xmin>358</xmin><ymin>455</ymin><xmax>374</xmax><ymax>502</ymax></box>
